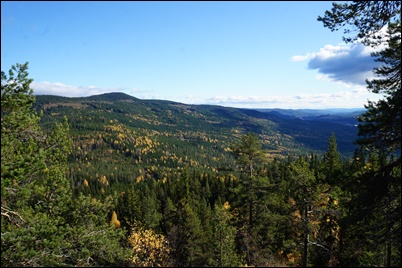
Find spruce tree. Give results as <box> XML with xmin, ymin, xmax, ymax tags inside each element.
<box><xmin>323</xmin><ymin>132</ymin><xmax>342</xmax><ymax>183</ymax></box>
<box><xmin>209</xmin><ymin>202</ymin><xmax>242</xmax><ymax>267</ymax></box>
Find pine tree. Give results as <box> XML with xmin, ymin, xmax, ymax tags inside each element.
<box><xmin>319</xmin><ymin>2</ymin><xmax>401</xmax><ymax>265</ymax></box>
<box><xmin>356</xmin><ymin>18</ymin><xmax>401</xmax><ymax>153</ymax></box>
<box><xmin>230</xmin><ymin>133</ymin><xmax>284</xmax><ymax>266</ymax></box>
<box><xmin>230</xmin><ymin>132</ymin><xmax>267</xmax><ymax>229</ymax></box>
<box><xmin>1</xmin><ymin>62</ymin><xmax>131</xmax><ymax>266</ymax></box>
<box><xmin>287</xmin><ymin>157</ymin><xmax>317</xmax><ymax>267</ymax></box>
<box><xmin>2</xmin><ymin>62</ymin><xmax>43</xmax><ymax>221</ymax></box>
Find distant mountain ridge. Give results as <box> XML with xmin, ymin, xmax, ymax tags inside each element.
<box><xmin>255</xmin><ymin>107</ymin><xmax>365</xmax><ymax>117</ymax></box>
<box><xmin>34</xmin><ymin>92</ymin><xmax>361</xmax><ymax>157</ymax></box>
<box><xmin>255</xmin><ymin>108</ymin><xmax>365</xmax><ymax>127</ymax></box>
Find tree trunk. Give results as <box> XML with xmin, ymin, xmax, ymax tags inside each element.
<box><xmin>302</xmin><ymin>205</ymin><xmax>309</xmax><ymax>267</ymax></box>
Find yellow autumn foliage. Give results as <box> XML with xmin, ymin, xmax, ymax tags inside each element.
<box><xmin>110</xmin><ymin>211</ymin><xmax>121</xmax><ymax>229</ymax></box>
<box><xmin>99</xmin><ymin>175</ymin><xmax>109</xmax><ymax>186</ymax></box>
<box><xmin>223</xmin><ymin>201</ymin><xmax>231</xmax><ymax>210</ymax></box>
<box><xmin>128</xmin><ymin>225</ymin><xmax>172</xmax><ymax>267</ymax></box>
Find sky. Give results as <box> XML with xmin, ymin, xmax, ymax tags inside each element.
<box><xmin>1</xmin><ymin>1</ymin><xmax>384</xmax><ymax>109</ymax></box>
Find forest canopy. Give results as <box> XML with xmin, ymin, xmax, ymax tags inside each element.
<box><xmin>1</xmin><ymin>1</ymin><xmax>401</xmax><ymax>267</ymax></box>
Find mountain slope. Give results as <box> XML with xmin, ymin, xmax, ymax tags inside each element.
<box><xmin>34</xmin><ymin>92</ymin><xmax>359</xmax><ymax>156</ymax></box>
<box><xmin>33</xmin><ymin>92</ymin><xmax>360</xmax><ymax>195</ymax></box>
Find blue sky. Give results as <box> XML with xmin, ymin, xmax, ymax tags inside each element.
<box><xmin>1</xmin><ymin>1</ymin><xmax>382</xmax><ymax>109</ymax></box>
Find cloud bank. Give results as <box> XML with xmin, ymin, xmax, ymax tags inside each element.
<box><xmin>182</xmin><ymin>88</ymin><xmax>380</xmax><ymax>109</ymax></box>
<box><xmin>31</xmin><ymin>81</ymin><xmax>380</xmax><ymax>109</ymax></box>
<box><xmin>292</xmin><ymin>43</ymin><xmax>381</xmax><ymax>86</ymax></box>
<box><xmin>31</xmin><ymin>81</ymin><xmax>142</xmax><ymax>98</ymax></box>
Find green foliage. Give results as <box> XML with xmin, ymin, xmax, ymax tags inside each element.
<box><xmin>1</xmin><ymin>62</ymin><xmax>44</xmax><ymax>211</ymax></box>
<box><xmin>2</xmin><ymin>50</ymin><xmax>399</xmax><ymax>267</ymax></box>
<box><xmin>209</xmin><ymin>202</ymin><xmax>242</xmax><ymax>267</ymax></box>
<box><xmin>1</xmin><ymin>63</ymin><xmax>131</xmax><ymax>267</ymax></box>
<box><xmin>317</xmin><ymin>1</ymin><xmax>401</xmax><ymax>45</ymax></box>
<box><xmin>165</xmin><ymin>199</ymin><xmax>209</xmax><ymax>267</ymax></box>
<box><xmin>116</xmin><ymin>186</ymin><xmax>142</xmax><ymax>232</ymax></box>
<box><xmin>230</xmin><ymin>133</ymin><xmax>291</xmax><ymax>266</ymax></box>
<box><xmin>230</xmin><ymin>132</ymin><xmax>267</xmax><ymax>177</ymax></box>
<box><xmin>357</xmin><ymin>19</ymin><xmax>401</xmax><ymax>153</ymax></box>
<box><xmin>323</xmin><ymin>132</ymin><xmax>342</xmax><ymax>183</ymax></box>
<box><xmin>318</xmin><ymin>1</ymin><xmax>401</xmax><ymax>154</ymax></box>
<box><xmin>319</xmin><ymin>2</ymin><xmax>401</xmax><ymax>266</ymax></box>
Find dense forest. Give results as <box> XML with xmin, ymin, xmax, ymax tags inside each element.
<box><xmin>2</xmin><ymin>2</ymin><xmax>401</xmax><ymax>267</ymax></box>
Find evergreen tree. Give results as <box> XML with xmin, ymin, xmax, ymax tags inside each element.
<box><xmin>1</xmin><ymin>62</ymin><xmax>131</xmax><ymax>266</ymax></box>
<box><xmin>231</xmin><ymin>133</ymin><xmax>285</xmax><ymax>266</ymax></box>
<box><xmin>317</xmin><ymin>1</ymin><xmax>400</xmax><ymax>46</ymax></box>
<box><xmin>287</xmin><ymin>157</ymin><xmax>317</xmax><ymax>267</ymax></box>
<box><xmin>167</xmin><ymin>199</ymin><xmax>208</xmax><ymax>267</ymax></box>
<box><xmin>357</xmin><ymin>19</ymin><xmax>401</xmax><ymax>153</ymax></box>
<box><xmin>196</xmin><ymin>197</ymin><xmax>214</xmax><ymax>263</ymax></box>
<box><xmin>2</xmin><ymin>62</ymin><xmax>43</xmax><ymax>220</ymax></box>
<box><xmin>140</xmin><ymin>184</ymin><xmax>162</xmax><ymax>230</ymax></box>
<box><xmin>230</xmin><ymin>132</ymin><xmax>267</xmax><ymax>229</ymax></box>
<box><xmin>323</xmin><ymin>132</ymin><xmax>342</xmax><ymax>183</ymax></box>
<box><xmin>161</xmin><ymin>197</ymin><xmax>177</xmax><ymax>234</ymax></box>
<box><xmin>318</xmin><ymin>133</ymin><xmax>347</xmax><ymax>266</ymax></box>
<box><xmin>230</xmin><ymin>132</ymin><xmax>267</xmax><ymax>179</ymax></box>
<box><xmin>209</xmin><ymin>202</ymin><xmax>242</xmax><ymax>267</ymax></box>
<box><xmin>319</xmin><ymin>2</ymin><xmax>401</xmax><ymax>266</ymax></box>
<box><xmin>116</xmin><ymin>186</ymin><xmax>142</xmax><ymax>232</ymax></box>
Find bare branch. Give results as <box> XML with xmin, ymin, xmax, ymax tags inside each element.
<box><xmin>1</xmin><ymin>205</ymin><xmax>26</xmax><ymax>228</ymax></box>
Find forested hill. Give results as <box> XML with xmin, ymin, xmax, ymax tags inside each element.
<box><xmin>34</xmin><ymin>92</ymin><xmax>360</xmax><ymax>157</ymax></box>
<box><xmin>4</xmin><ymin>1</ymin><xmax>399</xmax><ymax>265</ymax></box>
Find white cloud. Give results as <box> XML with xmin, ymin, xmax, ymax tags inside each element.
<box><xmin>292</xmin><ymin>42</ymin><xmax>381</xmax><ymax>86</ymax></box>
<box><xmin>31</xmin><ymin>81</ymin><xmax>142</xmax><ymax>98</ymax></box>
<box><xmin>30</xmin><ymin>81</ymin><xmax>381</xmax><ymax>109</ymax></box>
<box><xmin>188</xmin><ymin>89</ymin><xmax>381</xmax><ymax>109</ymax></box>
<box><xmin>290</xmin><ymin>54</ymin><xmax>311</xmax><ymax>62</ymax></box>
